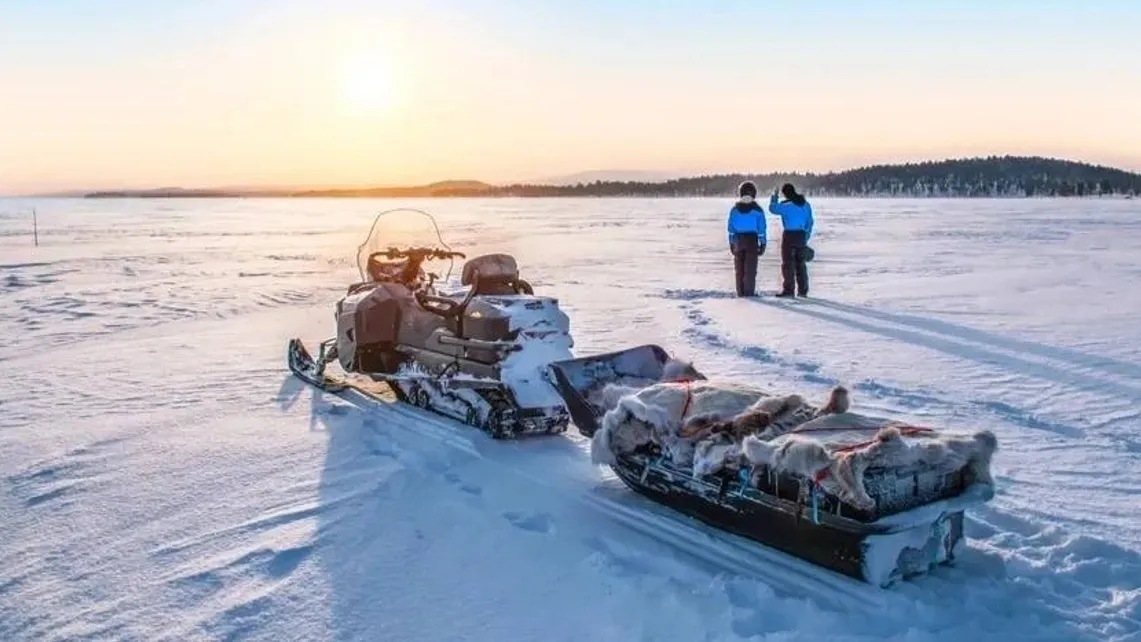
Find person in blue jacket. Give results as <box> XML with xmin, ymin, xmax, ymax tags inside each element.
<box><xmin>768</xmin><ymin>182</ymin><xmax>814</xmax><ymax>297</ymax></box>
<box><xmin>726</xmin><ymin>180</ymin><xmax>767</xmax><ymax>297</ymax></box>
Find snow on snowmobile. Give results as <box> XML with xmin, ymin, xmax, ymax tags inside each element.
<box><xmin>287</xmin><ymin>208</ymin><xmax>574</xmax><ymax>439</ymax></box>
<box><xmin>545</xmin><ymin>346</ymin><xmax>998</xmax><ymax>587</ymax></box>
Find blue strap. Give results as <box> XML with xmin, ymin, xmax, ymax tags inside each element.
<box><xmin>640</xmin><ymin>455</ymin><xmax>661</xmax><ymax>483</ymax></box>
<box><xmin>930</xmin><ymin>517</ymin><xmax>945</xmax><ymax>566</ymax></box>
<box><xmin>736</xmin><ymin>466</ymin><xmax>752</xmax><ymax>497</ymax></box>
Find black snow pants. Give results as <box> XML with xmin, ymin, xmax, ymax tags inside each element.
<box><xmin>779</xmin><ymin>230</ymin><xmax>809</xmax><ymax>296</ymax></box>
<box><xmin>732</xmin><ymin>233</ymin><xmax>765</xmax><ymax>297</ymax></box>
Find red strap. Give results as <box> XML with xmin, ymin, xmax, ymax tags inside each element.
<box><xmin>670</xmin><ymin>378</ymin><xmax>710</xmax><ymax>439</ymax></box>
<box><xmin>792</xmin><ymin>422</ymin><xmax>936</xmax><ymax>436</ymax></box>
<box><xmin>670</xmin><ymin>380</ymin><xmax>933</xmax><ymax>462</ymax></box>
<box><xmin>812</xmin><ymin>425</ymin><xmax>934</xmax><ymax>483</ymax></box>
<box><xmin>829</xmin><ymin>425</ymin><xmax>934</xmax><ymax>453</ymax></box>
<box><xmin>679</xmin><ymin>380</ymin><xmax>693</xmax><ymax>420</ymax></box>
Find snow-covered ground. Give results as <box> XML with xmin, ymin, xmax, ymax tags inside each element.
<box><xmin>1</xmin><ymin>196</ymin><xmax>1139</xmax><ymax>641</ymax></box>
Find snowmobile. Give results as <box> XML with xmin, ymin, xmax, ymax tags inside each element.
<box><xmin>287</xmin><ymin>208</ymin><xmax>574</xmax><ymax>439</ymax></box>
<box><xmin>546</xmin><ymin>346</ymin><xmax>997</xmax><ymax>587</ymax></box>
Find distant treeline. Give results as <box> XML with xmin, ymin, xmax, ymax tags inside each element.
<box><xmin>84</xmin><ymin>156</ymin><xmax>1141</xmax><ymax>199</ymax></box>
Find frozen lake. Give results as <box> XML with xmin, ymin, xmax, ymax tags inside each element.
<box><xmin>1</xmin><ymin>196</ymin><xmax>1139</xmax><ymax>641</ymax></box>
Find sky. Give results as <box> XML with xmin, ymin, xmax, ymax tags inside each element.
<box><xmin>1</xmin><ymin>0</ymin><xmax>1140</xmax><ymax>193</ymax></box>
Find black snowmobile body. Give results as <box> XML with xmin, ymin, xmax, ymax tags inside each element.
<box><xmin>547</xmin><ymin>345</ymin><xmax>994</xmax><ymax>587</ymax></box>
<box><xmin>287</xmin><ymin>209</ymin><xmax>573</xmax><ymax>439</ymax></box>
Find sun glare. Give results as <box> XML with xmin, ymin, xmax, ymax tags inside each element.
<box><xmin>339</xmin><ymin>53</ymin><xmax>395</xmax><ymax>113</ymax></box>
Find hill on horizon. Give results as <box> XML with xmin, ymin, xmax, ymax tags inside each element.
<box><xmin>76</xmin><ymin>155</ymin><xmax>1141</xmax><ymax>199</ymax></box>
<box><xmin>534</xmin><ymin>169</ymin><xmax>685</xmax><ymax>186</ymax></box>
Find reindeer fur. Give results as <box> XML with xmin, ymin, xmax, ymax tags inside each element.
<box><xmin>591</xmin><ymin>377</ymin><xmax>998</xmax><ymax>513</ymax></box>
<box><xmin>591</xmin><ymin>379</ymin><xmax>763</xmax><ymax>467</ymax></box>
<box><xmin>742</xmin><ymin>425</ymin><xmax>998</xmax><ymax>511</ymax></box>
<box><xmin>585</xmin><ymin>357</ymin><xmax>705</xmax><ymax>413</ymax></box>
<box><xmin>680</xmin><ymin>393</ymin><xmax>808</xmax><ymax>441</ymax></box>
<box><xmin>814</xmin><ymin>385</ymin><xmax>850</xmax><ymax>417</ymax></box>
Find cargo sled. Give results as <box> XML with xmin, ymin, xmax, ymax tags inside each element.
<box><xmin>287</xmin><ymin>208</ymin><xmax>573</xmax><ymax>439</ymax></box>
<box><xmin>547</xmin><ymin>346</ymin><xmax>998</xmax><ymax>587</ymax></box>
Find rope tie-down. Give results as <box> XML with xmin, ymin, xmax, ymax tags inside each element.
<box><xmin>675</xmin><ymin>378</ymin><xmax>695</xmax><ymax>421</ymax></box>
<box><xmin>680</xmin><ymin>384</ymin><xmax>696</xmax><ymax>422</ymax></box>
<box><xmin>802</xmin><ymin>424</ymin><xmax>936</xmax><ymax>523</ymax></box>
<box><xmin>655</xmin><ymin>380</ymin><xmax>943</xmax><ymax>524</ymax></box>
<box><xmin>637</xmin><ymin>378</ymin><xmax>697</xmax><ymax>483</ymax></box>
<box><xmin>644</xmin><ymin>378</ymin><xmax>698</xmax><ymax>436</ymax></box>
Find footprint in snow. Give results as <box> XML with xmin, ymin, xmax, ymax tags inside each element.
<box><xmin>502</xmin><ymin>511</ymin><xmax>554</xmax><ymax>534</ymax></box>
<box><xmin>443</xmin><ymin>471</ymin><xmax>482</xmax><ymax>496</ymax></box>
<box><xmin>262</xmin><ymin>544</ymin><xmax>314</xmax><ymax>578</ymax></box>
<box><xmin>365</xmin><ymin>434</ymin><xmax>396</xmax><ymax>458</ymax></box>
<box><xmin>723</xmin><ymin>578</ymin><xmax>765</xmax><ymax>609</ymax></box>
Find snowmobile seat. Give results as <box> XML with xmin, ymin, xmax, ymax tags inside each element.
<box><xmin>461</xmin><ymin>254</ymin><xmax>532</xmax><ymax>296</ymax></box>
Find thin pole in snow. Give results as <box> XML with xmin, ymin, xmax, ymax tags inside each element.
<box><xmin>32</xmin><ymin>208</ymin><xmax>39</xmax><ymax>247</ymax></box>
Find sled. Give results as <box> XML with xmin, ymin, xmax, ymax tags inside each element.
<box><xmin>547</xmin><ymin>347</ymin><xmax>995</xmax><ymax>587</ymax></box>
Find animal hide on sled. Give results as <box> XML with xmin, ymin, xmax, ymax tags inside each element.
<box><xmin>590</xmin><ymin>378</ymin><xmax>998</xmax><ymax>512</ymax></box>
<box><xmin>741</xmin><ymin>422</ymin><xmax>998</xmax><ymax>511</ymax></box>
<box><xmin>590</xmin><ymin>380</ymin><xmax>762</xmax><ymax>466</ymax></box>
<box><xmin>584</xmin><ymin>358</ymin><xmax>704</xmax><ymax>413</ymax></box>
<box><xmin>590</xmin><ymin>378</ymin><xmax>820</xmax><ymax>468</ymax></box>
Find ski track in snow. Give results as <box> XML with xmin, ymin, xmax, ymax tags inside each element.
<box><xmin>1</xmin><ymin>197</ymin><xmax>1140</xmax><ymax>641</ymax></box>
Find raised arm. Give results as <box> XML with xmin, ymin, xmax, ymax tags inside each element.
<box><xmin>768</xmin><ymin>191</ymin><xmax>793</xmax><ymax>216</ymax></box>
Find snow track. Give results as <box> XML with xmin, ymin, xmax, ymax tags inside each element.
<box><xmin>330</xmin><ymin>385</ymin><xmax>889</xmax><ymax>613</ymax></box>
<box><xmin>317</xmin><ymin>384</ymin><xmax>1141</xmax><ymax>640</ymax></box>
<box><xmin>663</xmin><ymin>291</ymin><xmax>1141</xmax><ymax>553</ymax></box>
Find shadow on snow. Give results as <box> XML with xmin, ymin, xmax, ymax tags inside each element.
<box><xmin>287</xmin><ymin>374</ymin><xmax>1140</xmax><ymax>642</ymax></box>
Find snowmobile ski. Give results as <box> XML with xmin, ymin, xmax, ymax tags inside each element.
<box><xmin>287</xmin><ymin>337</ymin><xmax>347</xmax><ymax>392</ymax></box>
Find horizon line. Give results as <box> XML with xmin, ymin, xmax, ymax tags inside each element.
<box><xmin>6</xmin><ymin>153</ymin><xmax>1140</xmax><ymax>198</ymax></box>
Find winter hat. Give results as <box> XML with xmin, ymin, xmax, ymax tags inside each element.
<box><xmin>738</xmin><ymin>181</ymin><xmax>757</xmax><ymax>200</ymax></box>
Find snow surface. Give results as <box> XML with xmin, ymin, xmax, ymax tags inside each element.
<box><xmin>1</xmin><ymin>196</ymin><xmax>1140</xmax><ymax>641</ymax></box>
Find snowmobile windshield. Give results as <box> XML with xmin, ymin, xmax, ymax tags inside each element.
<box><xmin>355</xmin><ymin>208</ymin><xmax>458</xmax><ymax>283</ymax></box>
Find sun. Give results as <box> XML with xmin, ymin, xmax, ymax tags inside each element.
<box><xmin>339</xmin><ymin>53</ymin><xmax>395</xmax><ymax>112</ymax></box>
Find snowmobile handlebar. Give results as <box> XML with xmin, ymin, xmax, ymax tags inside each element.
<box><xmin>374</xmin><ymin>247</ymin><xmax>466</xmax><ymax>261</ymax></box>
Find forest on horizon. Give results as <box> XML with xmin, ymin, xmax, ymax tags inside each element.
<box><xmin>82</xmin><ymin>155</ymin><xmax>1141</xmax><ymax>199</ymax></box>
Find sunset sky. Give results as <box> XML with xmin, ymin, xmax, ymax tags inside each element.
<box><xmin>1</xmin><ymin>0</ymin><xmax>1139</xmax><ymax>194</ymax></box>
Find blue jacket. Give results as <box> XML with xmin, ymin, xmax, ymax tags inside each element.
<box><xmin>768</xmin><ymin>194</ymin><xmax>814</xmax><ymax>241</ymax></box>
<box><xmin>726</xmin><ymin>201</ymin><xmax>766</xmax><ymax>246</ymax></box>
